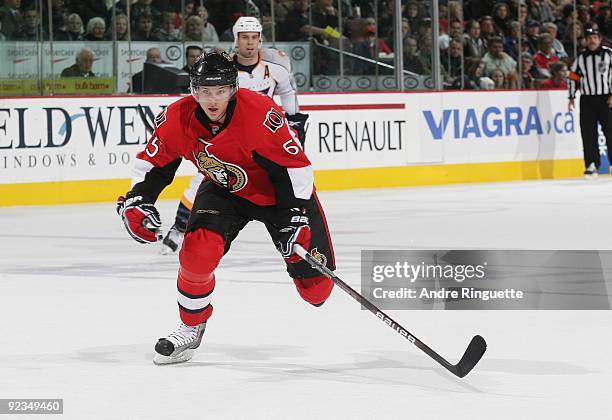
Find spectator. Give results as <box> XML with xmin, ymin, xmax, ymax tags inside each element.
<box><xmin>451</xmin><ymin>56</ymin><xmax>485</xmax><ymax>90</ymax></box>
<box><xmin>183</xmin><ymin>15</ymin><xmax>201</xmax><ymax>42</ymax></box>
<box><xmin>15</xmin><ymin>8</ymin><xmax>44</xmax><ymax>40</ymax></box>
<box><xmin>577</xmin><ymin>5</ymin><xmax>591</xmax><ymax>28</ymax></box>
<box><xmin>520</xmin><ymin>52</ymin><xmax>542</xmax><ymax>89</ymax></box>
<box><xmin>480</xmin><ymin>16</ymin><xmax>499</xmax><ymax>43</ymax></box>
<box><xmin>182</xmin><ymin>45</ymin><xmax>202</xmax><ymax>73</ymax></box>
<box><xmin>352</xmin><ymin>18</ymin><xmax>392</xmax><ymax>75</ymax></box>
<box><xmin>197</xmin><ymin>6</ymin><xmax>219</xmax><ymax>42</ymax></box>
<box><xmin>418</xmin><ymin>34</ymin><xmax>434</xmax><ymax>75</ymax></box>
<box><xmin>280</xmin><ymin>0</ymin><xmax>309</xmax><ymax>41</ymax></box>
<box><xmin>405</xmin><ymin>1</ymin><xmax>421</xmax><ymax>37</ymax></box>
<box><xmin>563</xmin><ymin>21</ymin><xmax>585</xmax><ymax>59</ymax></box>
<box><xmin>131</xmin><ymin>47</ymin><xmax>162</xmax><ymax>93</ymax></box>
<box><xmin>216</xmin><ymin>2</ymin><xmax>261</xmax><ymax>30</ymax></box>
<box><xmin>520</xmin><ymin>53</ymin><xmax>535</xmax><ymax>89</ymax></box>
<box><xmin>113</xmin><ymin>13</ymin><xmax>128</xmax><ymax>41</ymax></box>
<box><xmin>403</xmin><ymin>36</ymin><xmax>426</xmax><ymax>74</ymax></box>
<box><xmin>525</xmin><ymin>19</ymin><xmax>540</xmax><ymax>54</ymax></box>
<box><xmin>539</xmin><ymin>61</ymin><xmax>568</xmax><ymax>89</ymax></box>
<box><xmin>60</xmin><ymin>48</ymin><xmax>96</xmax><ymax>78</ymax></box>
<box><xmin>349</xmin><ymin>0</ymin><xmax>374</xmax><ymax>19</ymax></box>
<box><xmin>527</xmin><ymin>0</ymin><xmax>554</xmax><ymax>24</ymax></box>
<box><xmin>482</xmin><ymin>36</ymin><xmax>517</xmax><ymax>80</ymax></box>
<box><xmin>70</xmin><ymin>0</ymin><xmax>108</xmax><ymax>30</ymax></box>
<box><xmin>541</xmin><ymin>22</ymin><xmax>568</xmax><ymax>59</ymax></box>
<box><xmin>44</xmin><ymin>0</ymin><xmax>69</xmax><ymax>38</ymax></box>
<box><xmin>55</xmin><ymin>13</ymin><xmax>84</xmax><ymax>40</ymax></box>
<box><xmin>492</xmin><ymin>2</ymin><xmax>510</xmax><ymax>36</ymax></box>
<box><xmin>518</xmin><ymin>4</ymin><xmax>528</xmax><ymax>27</ymax></box>
<box><xmin>311</xmin><ymin>0</ymin><xmax>341</xmax><ymax>74</ymax></box>
<box><xmin>417</xmin><ymin>17</ymin><xmax>433</xmax><ymax>44</ymax></box>
<box><xmin>0</xmin><ymin>0</ymin><xmax>21</xmax><ymax>40</ymax></box>
<box><xmin>504</xmin><ymin>21</ymin><xmax>521</xmax><ymax>60</ymax></box>
<box><xmin>442</xmin><ymin>39</ymin><xmax>463</xmax><ymax>83</ymax></box>
<box><xmin>557</xmin><ymin>4</ymin><xmax>577</xmax><ymax>41</ymax></box>
<box><xmin>156</xmin><ymin>11</ymin><xmax>181</xmax><ymax>41</ymax></box>
<box><xmin>596</xmin><ymin>5</ymin><xmax>611</xmax><ymax>40</ymax></box>
<box><xmin>464</xmin><ymin>0</ymin><xmax>491</xmax><ymax>22</ymax></box>
<box><xmin>533</xmin><ymin>33</ymin><xmax>559</xmax><ymax>77</ymax></box>
<box><xmin>448</xmin><ymin>1</ymin><xmax>463</xmax><ymax>24</ymax></box>
<box><xmin>219</xmin><ymin>12</ymin><xmax>243</xmax><ymax>42</ymax></box>
<box><xmin>401</xmin><ymin>18</ymin><xmax>410</xmax><ymax>42</ymax></box>
<box><xmin>448</xmin><ymin>20</ymin><xmax>463</xmax><ymax>42</ymax></box>
<box><xmin>131</xmin><ymin>0</ymin><xmax>161</xmax><ymax>28</ymax></box>
<box><xmin>439</xmin><ymin>2</ymin><xmax>450</xmax><ymax>35</ymax></box>
<box><xmin>491</xmin><ymin>68</ymin><xmax>507</xmax><ymax>89</ymax></box>
<box><xmin>183</xmin><ymin>0</ymin><xmax>194</xmax><ymax>19</ymax></box>
<box><xmin>463</xmin><ymin>19</ymin><xmax>486</xmax><ymax>58</ymax></box>
<box><xmin>84</xmin><ymin>17</ymin><xmax>108</xmax><ymax>41</ymax></box>
<box><xmin>311</xmin><ymin>0</ymin><xmax>339</xmax><ymax>42</ymax></box>
<box><xmin>133</xmin><ymin>13</ymin><xmax>160</xmax><ymax>41</ymax></box>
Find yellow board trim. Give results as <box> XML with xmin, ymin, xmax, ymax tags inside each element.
<box><xmin>0</xmin><ymin>159</ymin><xmax>586</xmax><ymax>206</ymax></box>
<box><xmin>315</xmin><ymin>159</ymin><xmax>586</xmax><ymax>190</ymax></box>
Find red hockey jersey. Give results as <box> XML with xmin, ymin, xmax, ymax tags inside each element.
<box><xmin>130</xmin><ymin>89</ymin><xmax>313</xmax><ymax>208</ymax></box>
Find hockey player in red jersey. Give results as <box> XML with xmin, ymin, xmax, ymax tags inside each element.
<box><xmin>116</xmin><ymin>51</ymin><xmax>335</xmax><ymax>365</ymax></box>
<box><xmin>160</xmin><ymin>17</ymin><xmax>309</xmax><ymax>254</ymax></box>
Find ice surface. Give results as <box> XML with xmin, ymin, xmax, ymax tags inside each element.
<box><xmin>1</xmin><ymin>179</ymin><xmax>611</xmax><ymax>419</ymax></box>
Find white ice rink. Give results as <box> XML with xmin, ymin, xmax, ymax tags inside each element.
<box><xmin>1</xmin><ymin>179</ymin><xmax>611</xmax><ymax>419</ymax></box>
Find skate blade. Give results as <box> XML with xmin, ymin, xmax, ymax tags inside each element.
<box><xmin>153</xmin><ymin>349</ymin><xmax>194</xmax><ymax>365</ymax></box>
<box><xmin>159</xmin><ymin>243</ymin><xmax>178</xmax><ymax>255</ymax></box>
<box><xmin>160</xmin><ymin>246</ymin><xmax>174</xmax><ymax>255</ymax></box>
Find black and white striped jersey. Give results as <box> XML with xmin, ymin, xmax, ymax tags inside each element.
<box><xmin>568</xmin><ymin>46</ymin><xmax>612</xmax><ymax>99</ymax></box>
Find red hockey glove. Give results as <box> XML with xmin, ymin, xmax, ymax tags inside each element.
<box><xmin>275</xmin><ymin>207</ymin><xmax>311</xmax><ymax>263</ymax></box>
<box><xmin>117</xmin><ymin>195</ymin><xmax>162</xmax><ymax>243</ymax></box>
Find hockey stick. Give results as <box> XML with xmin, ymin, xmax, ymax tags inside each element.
<box><xmin>138</xmin><ymin>104</ymin><xmax>155</xmax><ymax>134</ymax></box>
<box><xmin>293</xmin><ymin>245</ymin><xmax>487</xmax><ymax>378</ymax></box>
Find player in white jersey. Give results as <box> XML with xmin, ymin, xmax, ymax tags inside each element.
<box><xmin>160</xmin><ymin>16</ymin><xmax>309</xmax><ymax>254</ymax></box>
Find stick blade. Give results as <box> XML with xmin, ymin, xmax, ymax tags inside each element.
<box><xmin>451</xmin><ymin>335</ymin><xmax>487</xmax><ymax>378</ymax></box>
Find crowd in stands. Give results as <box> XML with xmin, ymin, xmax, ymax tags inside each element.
<box><xmin>0</xmin><ymin>0</ymin><xmax>261</xmax><ymax>42</ymax></box>
<box><xmin>439</xmin><ymin>0</ymin><xmax>612</xmax><ymax>89</ymax></box>
<box><xmin>1</xmin><ymin>0</ymin><xmax>611</xmax><ymax>90</ymax></box>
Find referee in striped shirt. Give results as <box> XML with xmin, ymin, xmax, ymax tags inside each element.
<box><xmin>568</xmin><ymin>27</ymin><xmax>612</xmax><ymax>177</ymax></box>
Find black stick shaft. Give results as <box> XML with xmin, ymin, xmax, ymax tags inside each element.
<box><xmin>138</xmin><ymin>104</ymin><xmax>155</xmax><ymax>134</ymax></box>
<box><xmin>294</xmin><ymin>245</ymin><xmax>485</xmax><ymax>377</ymax></box>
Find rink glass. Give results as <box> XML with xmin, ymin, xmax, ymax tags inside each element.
<box><xmin>0</xmin><ymin>1</ymin><xmax>585</xmax><ymax>95</ymax></box>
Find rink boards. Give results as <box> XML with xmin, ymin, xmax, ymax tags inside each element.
<box><xmin>0</xmin><ymin>90</ymin><xmax>585</xmax><ymax>206</ymax></box>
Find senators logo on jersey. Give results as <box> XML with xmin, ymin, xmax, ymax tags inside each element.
<box><xmin>263</xmin><ymin>108</ymin><xmax>284</xmax><ymax>133</ymax></box>
<box><xmin>194</xmin><ymin>140</ymin><xmax>248</xmax><ymax>192</ymax></box>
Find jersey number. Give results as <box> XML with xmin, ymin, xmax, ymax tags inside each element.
<box><xmin>146</xmin><ymin>136</ymin><xmax>159</xmax><ymax>157</ymax></box>
<box><xmin>283</xmin><ymin>139</ymin><xmax>301</xmax><ymax>155</ymax></box>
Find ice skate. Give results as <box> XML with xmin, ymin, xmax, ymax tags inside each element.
<box><xmin>584</xmin><ymin>163</ymin><xmax>598</xmax><ymax>179</ymax></box>
<box><xmin>153</xmin><ymin>322</ymin><xmax>206</xmax><ymax>365</ymax></box>
<box><xmin>160</xmin><ymin>225</ymin><xmax>185</xmax><ymax>254</ymax></box>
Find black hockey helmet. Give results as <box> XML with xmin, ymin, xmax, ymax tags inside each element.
<box><xmin>190</xmin><ymin>50</ymin><xmax>238</xmax><ymax>88</ymax></box>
